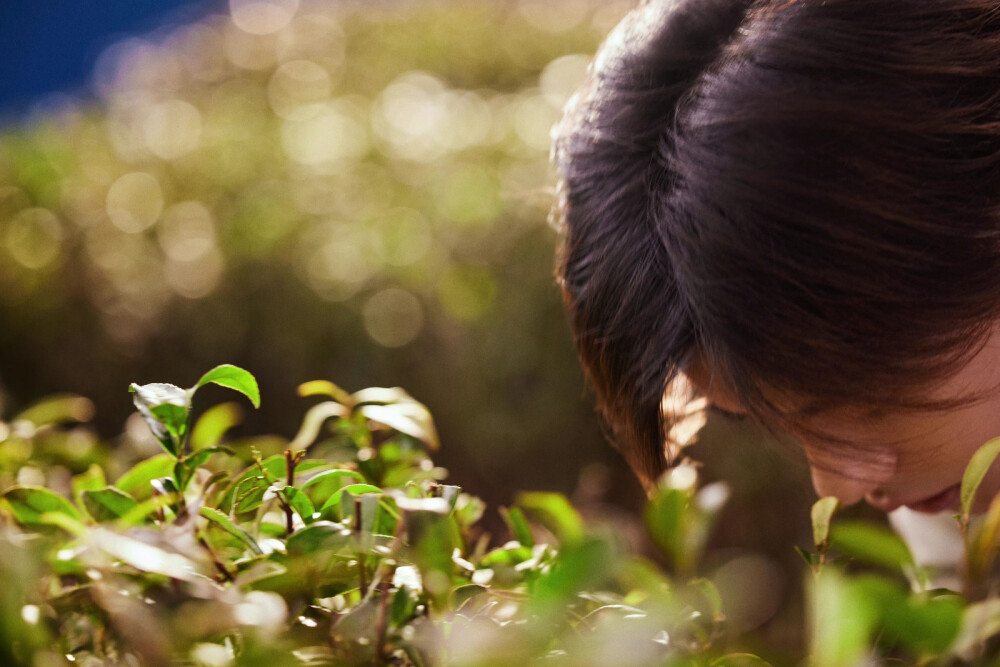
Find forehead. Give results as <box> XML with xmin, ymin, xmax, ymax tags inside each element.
<box><xmin>684</xmin><ymin>324</ymin><xmax>1000</xmax><ymax>427</ymax></box>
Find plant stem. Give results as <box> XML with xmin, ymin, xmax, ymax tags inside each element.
<box><xmin>284</xmin><ymin>449</ymin><xmax>295</xmax><ymax>535</ymax></box>
<box><xmin>355</xmin><ymin>495</ymin><xmax>367</xmax><ymax>594</ymax></box>
<box><xmin>372</xmin><ymin>580</ymin><xmax>390</xmax><ymax>667</ymax></box>
<box><xmin>199</xmin><ymin>535</ymin><xmax>235</xmax><ymax>582</ymax></box>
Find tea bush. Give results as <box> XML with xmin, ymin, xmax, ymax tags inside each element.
<box><xmin>4</xmin><ymin>366</ymin><xmax>1000</xmax><ymax>665</ymax></box>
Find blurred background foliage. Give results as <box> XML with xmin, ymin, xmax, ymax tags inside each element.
<box><xmin>0</xmin><ymin>0</ymin><xmax>838</xmax><ymax>650</ymax></box>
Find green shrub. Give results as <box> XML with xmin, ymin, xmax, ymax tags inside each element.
<box><xmin>2</xmin><ymin>366</ymin><xmax>1000</xmax><ymax>666</ymax></box>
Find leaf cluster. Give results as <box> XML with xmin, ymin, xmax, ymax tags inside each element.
<box><xmin>5</xmin><ymin>367</ymin><xmax>1000</xmax><ymax>666</ymax></box>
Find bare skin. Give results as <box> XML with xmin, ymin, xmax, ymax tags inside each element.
<box><xmin>688</xmin><ymin>328</ymin><xmax>1000</xmax><ymax>515</ymax></box>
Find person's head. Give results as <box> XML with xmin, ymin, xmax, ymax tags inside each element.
<box><xmin>552</xmin><ymin>0</ymin><xmax>1000</xmax><ymax>510</ymax></box>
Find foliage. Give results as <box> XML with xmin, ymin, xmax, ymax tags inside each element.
<box><xmin>0</xmin><ymin>0</ymin><xmax>633</xmax><ymax>507</ymax></box>
<box><xmin>4</xmin><ymin>366</ymin><xmax>1000</xmax><ymax>666</ymax></box>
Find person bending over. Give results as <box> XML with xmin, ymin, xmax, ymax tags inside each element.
<box><xmin>552</xmin><ymin>0</ymin><xmax>1000</xmax><ymax>545</ymax></box>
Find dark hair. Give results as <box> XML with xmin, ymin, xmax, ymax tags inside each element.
<box><xmin>552</xmin><ymin>0</ymin><xmax>1000</xmax><ymax>491</ymax></box>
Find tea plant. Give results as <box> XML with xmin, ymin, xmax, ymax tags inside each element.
<box><xmin>5</xmin><ymin>365</ymin><xmax>1000</xmax><ymax>665</ymax></box>
<box><xmin>0</xmin><ymin>366</ymin><xmax>746</xmax><ymax>666</ymax></box>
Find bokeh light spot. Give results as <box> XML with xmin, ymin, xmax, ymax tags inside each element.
<box><xmin>363</xmin><ymin>288</ymin><xmax>424</xmax><ymax>348</ymax></box>
<box><xmin>5</xmin><ymin>208</ymin><xmax>63</xmax><ymax>269</ymax></box>
<box><xmin>164</xmin><ymin>248</ymin><xmax>225</xmax><ymax>299</ymax></box>
<box><xmin>268</xmin><ymin>60</ymin><xmax>332</xmax><ymax>120</ymax></box>
<box><xmin>434</xmin><ymin>165</ymin><xmax>502</xmax><ymax>226</ymax></box>
<box><xmin>142</xmin><ymin>99</ymin><xmax>203</xmax><ymax>159</ymax></box>
<box><xmin>369</xmin><ymin>208</ymin><xmax>432</xmax><ymax>267</ymax></box>
<box><xmin>437</xmin><ymin>266</ymin><xmax>496</xmax><ymax>323</ymax></box>
<box><xmin>158</xmin><ymin>201</ymin><xmax>217</xmax><ymax>262</ymax></box>
<box><xmin>230</xmin><ymin>0</ymin><xmax>300</xmax><ymax>35</ymax></box>
<box><xmin>540</xmin><ymin>54</ymin><xmax>590</xmax><ymax>109</ymax></box>
<box><xmin>106</xmin><ymin>172</ymin><xmax>164</xmax><ymax>233</ymax></box>
<box><xmin>516</xmin><ymin>0</ymin><xmax>590</xmax><ymax>32</ymax></box>
<box><xmin>305</xmin><ymin>227</ymin><xmax>375</xmax><ymax>300</ymax></box>
<box><xmin>281</xmin><ymin>99</ymin><xmax>369</xmax><ymax>166</ymax></box>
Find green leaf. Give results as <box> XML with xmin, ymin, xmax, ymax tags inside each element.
<box><xmin>221</xmin><ymin>455</ymin><xmax>286</xmax><ymax>513</ymax></box>
<box><xmin>129</xmin><ymin>382</ymin><xmax>191</xmax><ymax>457</ymax></box>
<box><xmin>283</xmin><ymin>486</ymin><xmax>317</xmax><ymax>524</ymax></box>
<box><xmin>115</xmin><ymin>454</ymin><xmax>177</xmax><ymax>500</ymax></box>
<box><xmin>401</xmin><ymin>501</ymin><xmax>455</xmax><ymax>611</ymax></box>
<box><xmin>795</xmin><ymin>546</ymin><xmax>821</xmax><ymax>568</ymax></box>
<box><xmin>711</xmin><ymin>654</ymin><xmax>773</xmax><ymax>667</ymax></box>
<box><xmin>151</xmin><ymin>403</ymin><xmax>188</xmax><ymax>449</ymax></box>
<box><xmin>299</xmin><ymin>468</ymin><xmax>366</xmax><ymax>492</ymax></box>
<box><xmin>298</xmin><ymin>380</ymin><xmax>353</xmax><ymax>405</ymax></box>
<box><xmin>3</xmin><ymin>486</ymin><xmax>82</xmax><ymax>526</ymax></box>
<box><xmin>320</xmin><ymin>484</ymin><xmax>382</xmax><ymax>521</ymax></box>
<box><xmin>880</xmin><ymin>594</ymin><xmax>962</xmax><ymax>654</ymax></box>
<box><xmin>949</xmin><ymin>598</ymin><xmax>1000</xmax><ymax>657</ymax></box>
<box><xmin>689</xmin><ymin>577</ymin><xmax>725</xmax><ymax>623</ymax></box>
<box><xmin>89</xmin><ymin>527</ymin><xmax>206</xmax><ymax>580</ymax></box>
<box><xmin>286</xmin><ymin>521</ymin><xmax>351</xmax><ymax>555</ymax></box>
<box><xmin>288</xmin><ymin>401</ymin><xmax>349</xmax><ymax>452</ymax></box>
<box><xmin>82</xmin><ymin>487</ymin><xmax>140</xmax><ymax>522</ymax></box>
<box><xmin>500</xmin><ymin>506</ymin><xmax>534</xmax><ymax>547</ymax></box>
<box><xmin>961</xmin><ymin>436</ymin><xmax>1000</xmax><ymax>519</ymax></box>
<box><xmin>14</xmin><ymin>394</ymin><xmax>94</xmax><ymax>428</ymax></box>
<box><xmin>390</xmin><ymin>585</ymin><xmax>418</xmax><ymax>626</ymax></box>
<box><xmin>645</xmin><ymin>487</ymin><xmax>688</xmax><ymax>568</ymax></box>
<box><xmin>190</xmin><ymin>402</ymin><xmax>243</xmax><ymax>450</ymax></box>
<box><xmin>532</xmin><ymin>537</ymin><xmax>613</xmax><ymax>613</ymax></box>
<box><xmin>359</xmin><ymin>402</ymin><xmax>439</xmax><ymax>450</ymax></box>
<box><xmin>811</xmin><ymin>497</ymin><xmax>840</xmax><ymax>549</ymax></box>
<box><xmin>809</xmin><ymin>568</ymin><xmax>882</xmax><ymax>667</ymax></box>
<box><xmin>830</xmin><ymin>521</ymin><xmax>914</xmax><ymax>572</ymax></box>
<box><xmin>194</xmin><ymin>364</ymin><xmax>260</xmax><ymax>409</ymax></box>
<box><xmin>175</xmin><ymin>446</ymin><xmax>234</xmax><ymax>492</ymax></box>
<box><xmin>72</xmin><ymin>464</ymin><xmax>107</xmax><ymax>503</ymax></box>
<box><xmin>199</xmin><ymin>507</ymin><xmax>264</xmax><ymax>555</ymax></box>
<box><xmin>516</xmin><ymin>491</ymin><xmax>584</xmax><ymax>546</ymax></box>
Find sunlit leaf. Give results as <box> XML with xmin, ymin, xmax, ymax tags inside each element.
<box><xmin>14</xmin><ymin>394</ymin><xmax>94</xmax><ymax>428</ymax></box>
<box><xmin>200</xmin><ymin>507</ymin><xmax>264</xmax><ymax>555</ymax></box>
<box><xmin>811</xmin><ymin>497</ymin><xmax>839</xmax><ymax>549</ymax></box>
<box><xmin>711</xmin><ymin>654</ymin><xmax>773</xmax><ymax>667</ymax></box>
<box><xmin>320</xmin><ymin>484</ymin><xmax>383</xmax><ymax>520</ymax></box>
<box><xmin>116</xmin><ymin>454</ymin><xmax>177</xmax><ymax>499</ymax></box>
<box><xmin>175</xmin><ymin>445</ymin><xmax>234</xmax><ymax>492</ymax></box>
<box><xmin>288</xmin><ymin>401</ymin><xmax>350</xmax><ymax>452</ymax></box>
<box><xmin>129</xmin><ymin>382</ymin><xmax>190</xmax><ymax>457</ymax></box>
<box><xmin>190</xmin><ymin>402</ymin><xmax>243</xmax><ymax>450</ymax></box>
<box><xmin>298</xmin><ymin>380</ymin><xmax>353</xmax><ymax>405</ymax></box>
<box><xmin>2</xmin><ymin>486</ymin><xmax>82</xmax><ymax>526</ymax></box>
<box><xmin>286</xmin><ymin>521</ymin><xmax>351</xmax><ymax>555</ymax></box>
<box><xmin>880</xmin><ymin>593</ymin><xmax>962</xmax><ymax>654</ymax></box>
<box><xmin>967</xmin><ymin>491</ymin><xmax>1000</xmax><ymax>586</ymax></box>
<box><xmin>949</xmin><ymin>598</ymin><xmax>1000</xmax><ymax>658</ymax></box>
<box><xmin>809</xmin><ymin>568</ymin><xmax>880</xmax><ymax>667</ymax></box>
<box><xmin>517</xmin><ymin>491</ymin><xmax>584</xmax><ymax>546</ymax></box>
<box><xmin>645</xmin><ymin>486</ymin><xmax>688</xmax><ymax>568</ymax></box>
<box><xmin>82</xmin><ymin>487</ymin><xmax>140</xmax><ymax>522</ymax></box>
<box><xmin>72</xmin><ymin>464</ymin><xmax>107</xmax><ymax>502</ymax></box>
<box><xmin>89</xmin><ymin>527</ymin><xmax>207</xmax><ymax>580</ymax></box>
<box><xmin>500</xmin><ymin>506</ymin><xmax>534</xmax><ymax>547</ymax></box>
<box><xmin>194</xmin><ymin>364</ymin><xmax>260</xmax><ymax>409</ymax></box>
<box><xmin>359</xmin><ymin>402</ymin><xmax>440</xmax><ymax>450</ymax></box>
<box><xmin>299</xmin><ymin>468</ymin><xmax>366</xmax><ymax>492</ymax></box>
<box><xmin>690</xmin><ymin>577</ymin><xmax>725</xmax><ymax>624</ymax></box>
<box><xmin>282</xmin><ymin>486</ymin><xmax>316</xmax><ymax>524</ymax></box>
<box><xmin>402</xmin><ymin>502</ymin><xmax>454</xmax><ymax>611</ymax></box>
<box><xmin>532</xmin><ymin>537</ymin><xmax>613</xmax><ymax>613</ymax></box>
<box><xmin>830</xmin><ymin>521</ymin><xmax>914</xmax><ymax>572</ymax></box>
<box><xmin>961</xmin><ymin>436</ymin><xmax>1000</xmax><ymax>519</ymax></box>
